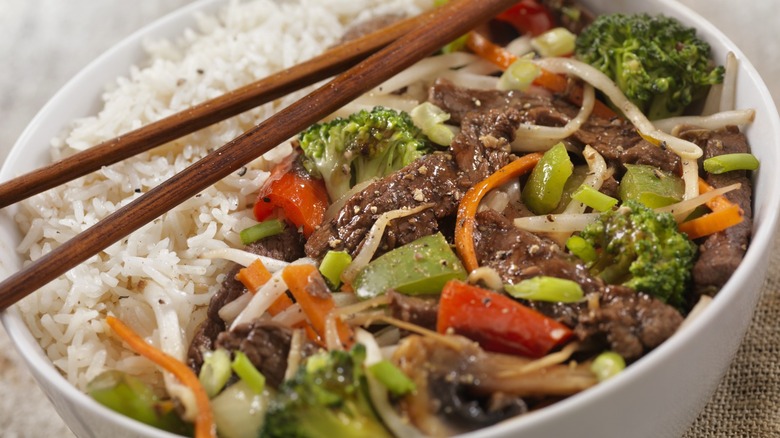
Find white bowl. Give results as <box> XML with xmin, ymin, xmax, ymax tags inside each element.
<box><xmin>2</xmin><ymin>0</ymin><xmax>779</xmax><ymax>437</ymax></box>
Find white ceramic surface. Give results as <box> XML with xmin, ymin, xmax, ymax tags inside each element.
<box><xmin>1</xmin><ymin>0</ymin><xmax>779</xmax><ymax>437</ymax></box>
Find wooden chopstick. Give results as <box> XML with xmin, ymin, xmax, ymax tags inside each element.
<box><xmin>0</xmin><ymin>10</ymin><xmax>440</xmax><ymax>209</ymax></box>
<box><xmin>0</xmin><ymin>0</ymin><xmax>518</xmax><ymax>311</ymax></box>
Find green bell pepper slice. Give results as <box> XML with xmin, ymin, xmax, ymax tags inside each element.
<box><xmin>88</xmin><ymin>370</ymin><xmax>190</xmax><ymax>434</ymax></box>
<box><xmin>522</xmin><ymin>142</ymin><xmax>573</xmax><ymax>214</ymax></box>
<box><xmin>353</xmin><ymin>232</ymin><xmax>467</xmax><ymax>299</ymax></box>
<box><xmin>618</xmin><ymin>164</ymin><xmax>684</xmax><ymax>208</ymax></box>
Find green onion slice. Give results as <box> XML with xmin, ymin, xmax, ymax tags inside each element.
<box><xmin>531</xmin><ymin>27</ymin><xmax>577</xmax><ymax>58</ymax></box>
<box><xmin>703</xmin><ymin>153</ymin><xmax>759</xmax><ymax>174</ymax></box>
<box><xmin>199</xmin><ymin>348</ymin><xmax>232</xmax><ymax>398</ymax></box>
<box><xmin>319</xmin><ymin>250</ymin><xmax>352</xmax><ymax>289</ymax></box>
<box><xmin>231</xmin><ymin>351</ymin><xmax>266</xmax><ymax>395</ymax></box>
<box><xmin>368</xmin><ymin>360</ymin><xmax>416</xmax><ymax>396</ymax></box>
<box><xmin>571</xmin><ymin>185</ymin><xmax>618</xmax><ymax>212</ymax></box>
<box><xmin>566</xmin><ymin>235</ymin><xmax>596</xmax><ymax>263</ymax></box>
<box><xmin>498</xmin><ymin>57</ymin><xmax>542</xmax><ymax>91</ymax></box>
<box><xmin>239</xmin><ymin>219</ymin><xmax>286</xmax><ymax>245</ymax></box>
<box><xmin>591</xmin><ymin>351</ymin><xmax>626</xmax><ymax>382</ymax></box>
<box><xmin>504</xmin><ymin>276</ymin><xmax>584</xmax><ymax>303</ymax></box>
<box><xmin>410</xmin><ymin>102</ymin><xmax>455</xmax><ymax>146</ymax></box>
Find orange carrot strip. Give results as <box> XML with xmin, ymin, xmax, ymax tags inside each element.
<box><xmin>533</xmin><ymin>67</ymin><xmax>569</xmax><ymax>93</ymax></box>
<box><xmin>235</xmin><ymin>259</ymin><xmax>272</xmax><ymax>293</ymax></box>
<box><xmin>235</xmin><ymin>259</ymin><xmax>292</xmax><ymax>316</ymax></box>
<box><xmin>678</xmin><ymin>178</ymin><xmax>745</xmax><ymax>240</ymax></box>
<box><xmin>301</xmin><ymin>322</ymin><xmax>326</xmax><ymax>348</ymax></box>
<box><xmin>465</xmin><ymin>32</ymin><xmax>617</xmax><ymax>119</ymax></box>
<box><xmin>267</xmin><ymin>293</ymin><xmax>294</xmax><ymax>316</ymax></box>
<box><xmin>466</xmin><ymin>31</ymin><xmax>517</xmax><ymax>70</ymax></box>
<box><xmin>678</xmin><ymin>204</ymin><xmax>744</xmax><ymax>240</ymax></box>
<box><xmin>455</xmin><ymin>153</ymin><xmax>543</xmax><ymax>272</ymax></box>
<box><xmin>568</xmin><ymin>84</ymin><xmax>617</xmax><ymax>119</ymax></box>
<box><xmin>281</xmin><ymin>264</ymin><xmax>354</xmax><ymax>349</ymax></box>
<box><xmin>105</xmin><ymin>316</ymin><xmax>215</xmax><ymax>438</ymax></box>
<box><xmin>698</xmin><ymin>177</ymin><xmax>740</xmax><ymax>212</ymax></box>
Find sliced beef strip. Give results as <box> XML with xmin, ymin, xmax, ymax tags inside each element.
<box><xmin>428</xmin><ymin>78</ymin><xmax>568</xmax><ymax>125</ymax></box>
<box><xmin>244</xmin><ymin>220</ymin><xmax>307</xmax><ymax>261</ymax></box>
<box><xmin>473</xmin><ymin>209</ymin><xmax>682</xmax><ymax>360</ymax></box>
<box><xmin>387</xmin><ymin>290</ymin><xmax>439</xmax><ymax>331</ymax></box>
<box><xmin>567</xmin><ymin>113</ymin><xmax>681</xmax><ymax>175</ymax></box>
<box><xmin>305</xmin><ymin>152</ymin><xmax>462</xmax><ymax>259</ymax></box>
<box><xmin>305</xmin><ymin>105</ymin><xmax>521</xmax><ymax>260</ymax></box>
<box><xmin>679</xmin><ymin>125</ymin><xmax>753</xmax><ymax>296</ymax></box>
<box><xmin>187</xmin><ymin>263</ymin><xmax>244</xmax><ymax>371</ymax></box>
<box><xmin>451</xmin><ymin>107</ymin><xmax>517</xmax><ymax>185</ymax></box>
<box><xmin>429</xmin><ymin>79</ymin><xmax>682</xmax><ymax>175</ymax></box>
<box><xmin>187</xmin><ymin>225</ymin><xmax>306</xmax><ymax>371</ymax></box>
<box><xmin>216</xmin><ymin>321</ymin><xmax>318</xmax><ymax>389</ymax></box>
<box><xmin>473</xmin><ymin>209</ymin><xmax>601</xmax><ymax>294</ymax></box>
<box><xmin>576</xmin><ymin>284</ymin><xmax>684</xmax><ymax>359</ymax></box>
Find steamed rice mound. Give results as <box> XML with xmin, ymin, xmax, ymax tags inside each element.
<box><xmin>14</xmin><ymin>0</ymin><xmax>434</xmax><ymax>392</ymax></box>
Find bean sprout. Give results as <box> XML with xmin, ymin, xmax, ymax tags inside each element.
<box><xmin>534</xmin><ymin>57</ymin><xmax>703</xmax><ymax>160</ymax></box>
<box><xmin>341</xmin><ymin>203</ymin><xmax>433</xmax><ymax>283</ymax></box>
<box><xmin>511</xmin><ymin>83</ymin><xmax>595</xmax><ymax>151</ymax></box>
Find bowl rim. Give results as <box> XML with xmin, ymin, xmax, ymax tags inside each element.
<box><xmin>2</xmin><ymin>0</ymin><xmax>779</xmax><ymax>436</ymax></box>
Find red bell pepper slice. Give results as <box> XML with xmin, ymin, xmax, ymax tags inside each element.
<box><xmin>495</xmin><ymin>0</ymin><xmax>556</xmax><ymax>37</ymax></box>
<box><xmin>253</xmin><ymin>153</ymin><xmax>329</xmax><ymax>238</ymax></box>
<box><xmin>437</xmin><ymin>280</ymin><xmax>573</xmax><ymax>358</ymax></box>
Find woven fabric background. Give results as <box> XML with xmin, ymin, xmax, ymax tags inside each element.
<box><xmin>684</xmin><ymin>231</ymin><xmax>780</xmax><ymax>438</ymax></box>
<box><xmin>0</xmin><ymin>1</ymin><xmax>778</xmax><ymax>437</ymax></box>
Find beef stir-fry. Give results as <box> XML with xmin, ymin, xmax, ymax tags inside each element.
<box><xmin>87</xmin><ymin>1</ymin><xmax>758</xmax><ymax>437</ymax></box>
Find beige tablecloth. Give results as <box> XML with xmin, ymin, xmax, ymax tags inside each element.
<box><xmin>683</xmin><ymin>235</ymin><xmax>780</xmax><ymax>437</ymax></box>
<box><xmin>1</xmin><ymin>1</ymin><xmax>779</xmax><ymax>436</ymax></box>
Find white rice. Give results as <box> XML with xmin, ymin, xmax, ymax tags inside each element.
<box><xmin>14</xmin><ymin>0</ymin><xmax>434</xmax><ymax>392</ymax></box>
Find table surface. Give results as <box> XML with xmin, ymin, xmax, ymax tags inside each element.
<box><xmin>1</xmin><ymin>1</ymin><xmax>778</xmax><ymax>437</ymax></box>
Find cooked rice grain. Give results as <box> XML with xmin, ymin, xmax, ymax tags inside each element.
<box><xmin>15</xmin><ymin>0</ymin><xmax>434</xmax><ymax>391</ymax></box>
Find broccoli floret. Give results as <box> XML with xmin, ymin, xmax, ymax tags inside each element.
<box><xmin>299</xmin><ymin>106</ymin><xmax>432</xmax><ymax>201</ymax></box>
<box><xmin>575</xmin><ymin>13</ymin><xmax>724</xmax><ymax>119</ymax></box>
<box><xmin>260</xmin><ymin>344</ymin><xmax>391</xmax><ymax>438</ymax></box>
<box><xmin>576</xmin><ymin>200</ymin><xmax>697</xmax><ymax>307</ymax></box>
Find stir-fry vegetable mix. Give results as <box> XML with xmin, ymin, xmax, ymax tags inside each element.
<box><xmin>94</xmin><ymin>1</ymin><xmax>760</xmax><ymax>436</ymax></box>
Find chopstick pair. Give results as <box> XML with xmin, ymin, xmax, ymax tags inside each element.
<box><xmin>0</xmin><ymin>8</ymin><xmax>433</xmax><ymax>209</ymax></box>
<box><xmin>0</xmin><ymin>0</ymin><xmax>520</xmax><ymax>310</ymax></box>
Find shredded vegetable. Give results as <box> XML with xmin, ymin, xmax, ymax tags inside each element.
<box><xmin>106</xmin><ymin>316</ymin><xmax>215</xmax><ymax>438</ymax></box>
<box><xmin>455</xmin><ymin>153</ymin><xmax>542</xmax><ymax>272</ymax></box>
<box><xmin>678</xmin><ymin>204</ymin><xmax>743</xmax><ymax>239</ymax></box>
<box><xmin>235</xmin><ymin>259</ymin><xmax>272</xmax><ymax>293</ymax></box>
<box><xmin>281</xmin><ymin>264</ymin><xmax>354</xmax><ymax>349</ymax></box>
<box><xmin>467</xmin><ymin>31</ymin><xmax>615</xmax><ymax>119</ymax></box>
<box><xmin>536</xmin><ymin>57</ymin><xmax>703</xmax><ymax>161</ymax></box>
<box><xmin>677</xmin><ymin>178</ymin><xmax>745</xmax><ymax>239</ymax></box>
